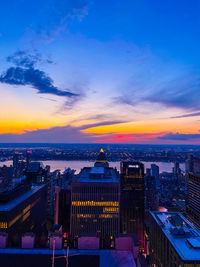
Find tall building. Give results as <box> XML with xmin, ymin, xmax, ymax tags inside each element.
<box><xmin>26</xmin><ymin>150</ymin><xmax>32</xmax><ymax>168</ymax></box>
<box><xmin>185</xmin><ymin>156</ymin><xmax>200</xmax><ymax>230</ymax></box>
<box><xmin>173</xmin><ymin>162</ymin><xmax>181</xmax><ymax>178</ymax></box>
<box><xmin>120</xmin><ymin>161</ymin><xmax>145</xmax><ymax>247</ymax></box>
<box><xmin>149</xmin><ymin>211</ymin><xmax>200</xmax><ymax>266</ymax></box>
<box><xmin>13</xmin><ymin>152</ymin><xmax>19</xmax><ymax>177</ymax></box>
<box><xmin>0</xmin><ymin>182</ymin><xmax>48</xmax><ymax>245</ymax></box>
<box><xmin>151</xmin><ymin>164</ymin><xmax>159</xmax><ymax>189</ymax></box>
<box><xmin>186</xmin><ymin>172</ymin><xmax>200</xmax><ymax>229</ymax></box>
<box><xmin>70</xmin><ymin>149</ymin><xmax>120</xmax><ymax>242</ymax></box>
<box><xmin>26</xmin><ymin>162</ymin><xmax>48</xmax><ymax>184</ymax></box>
<box><xmin>145</xmin><ymin>173</ymin><xmax>158</xmax><ymax>212</ymax></box>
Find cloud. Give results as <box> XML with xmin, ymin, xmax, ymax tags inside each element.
<box><xmin>34</xmin><ymin>0</ymin><xmax>90</xmax><ymax>42</ymax></box>
<box><xmin>170</xmin><ymin>112</ymin><xmax>200</xmax><ymax>119</ymax></box>
<box><xmin>158</xmin><ymin>132</ymin><xmax>200</xmax><ymax>141</ymax></box>
<box><xmin>94</xmin><ymin>132</ymin><xmax>166</xmax><ymax>143</ymax></box>
<box><xmin>0</xmin><ymin>51</ymin><xmax>79</xmax><ymax>102</ymax></box>
<box><xmin>7</xmin><ymin>50</ymin><xmax>44</xmax><ymax>68</ymax></box>
<box><xmin>115</xmin><ymin>55</ymin><xmax>200</xmax><ymax>112</ymax></box>
<box><xmin>0</xmin><ymin>125</ymin><xmax>97</xmax><ymax>143</ymax></box>
<box><xmin>81</xmin><ymin>120</ymin><xmax>129</xmax><ymax>129</ymax></box>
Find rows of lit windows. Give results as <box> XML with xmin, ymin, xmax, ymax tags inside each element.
<box><xmin>72</xmin><ymin>201</ymin><xmax>119</xmax><ymax>207</ymax></box>
<box><xmin>9</xmin><ymin>197</ymin><xmax>41</xmax><ymax>227</ymax></box>
<box><xmin>103</xmin><ymin>207</ymin><xmax>118</xmax><ymax>213</ymax></box>
<box><xmin>76</xmin><ymin>214</ymin><xmax>116</xmax><ymax>219</ymax></box>
<box><xmin>77</xmin><ymin>214</ymin><xmax>95</xmax><ymax>218</ymax></box>
<box><xmin>0</xmin><ymin>222</ymin><xmax>7</xmax><ymax>229</ymax></box>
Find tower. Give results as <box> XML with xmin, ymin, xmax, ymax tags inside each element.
<box><xmin>120</xmin><ymin>161</ymin><xmax>145</xmax><ymax>248</ymax></box>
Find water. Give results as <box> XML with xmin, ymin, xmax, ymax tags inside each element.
<box><xmin>0</xmin><ymin>160</ymin><xmax>185</xmax><ymax>174</ymax></box>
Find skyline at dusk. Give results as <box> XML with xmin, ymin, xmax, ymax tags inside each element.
<box><xmin>1</xmin><ymin>0</ymin><xmax>200</xmax><ymax>143</ymax></box>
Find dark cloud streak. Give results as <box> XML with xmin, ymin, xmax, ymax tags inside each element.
<box><xmin>0</xmin><ymin>51</ymin><xmax>78</xmax><ymax>100</ymax></box>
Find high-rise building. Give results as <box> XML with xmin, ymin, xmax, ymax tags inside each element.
<box><xmin>149</xmin><ymin>211</ymin><xmax>200</xmax><ymax>266</ymax></box>
<box><xmin>26</xmin><ymin>150</ymin><xmax>32</xmax><ymax>168</ymax></box>
<box><xmin>0</xmin><ymin>182</ymin><xmax>48</xmax><ymax>245</ymax></box>
<box><xmin>120</xmin><ymin>161</ymin><xmax>145</xmax><ymax>247</ymax></box>
<box><xmin>70</xmin><ymin>149</ymin><xmax>120</xmax><ymax>242</ymax></box>
<box><xmin>185</xmin><ymin>156</ymin><xmax>200</xmax><ymax>230</ymax></box>
<box><xmin>13</xmin><ymin>152</ymin><xmax>20</xmax><ymax>178</ymax></box>
<box><xmin>186</xmin><ymin>172</ymin><xmax>200</xmax><ymax>229</ymax></box>
<box><xmin>26</xmin><ymin>162</ymin><xmax>48</xmax><ymax>184</ymax></box>
<box><xmin>151</xmin><ymin>164</ymin><xmax>159</xmax><ymax>188</ymax></box>
<box><xmin>145</xmin><ymin>174</ymin><xmax>158</xmax><ymax>212</ymax></box>
<box><xmin>173</xmin><ymin>162</ymin><xmax>181</xmax><ymax>178</ymax></box>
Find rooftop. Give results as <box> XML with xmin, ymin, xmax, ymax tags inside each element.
<box><xmin>151</xmin><ymin>211</ymin><xmax>200</xmax><ymax>261</ymax></box>
<box><xmin>27</xmin><ymin>162</ymin><xmax>44</xmax><ymax>172</ymax></box>
<box><xmin>0</xmin><ymin>248</ymin><xmax>136</xmax><ymax>267</ymax></box>
<box><xmin>76</xmin><ymin>166</ymin><xmax>119</xmax><ymax>183</ymax></box>
<box><xmin>0</xmin><ymin>184</ymin><xmax>46</xmax><ymax>212</ymax></box>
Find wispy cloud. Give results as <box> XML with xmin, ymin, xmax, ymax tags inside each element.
<box><xmin>115</xmin><ymin>54</ymin><xmax>200</xmax><ymax>112</ymax></box>
<box><xmin>0</xmin><ymin>51</ymin><xmax>79</xmax><ymax>105</ymax></box>
<box><xmin>29</xmin><ymin>0</ymin><xmax>91</xmax><ymax>43</ymax></box>
<box><xmin>170</xmin><ymin>112</ymin><xmax>200</xmax><ymax>119</ymax></box>
<box><xmin>0</xmin><ymin>125</ymin><xmax>97</xmax><ymax>143</ymax></box>
<box><xmin>158</xmin><ymin>132</ymin><xmax>200</xmax><ymax>141</ymax></box>
<box><xmin>81</xmin><ymin>120</ymin><xmax>129</xmax><ymax>130</ymax></box>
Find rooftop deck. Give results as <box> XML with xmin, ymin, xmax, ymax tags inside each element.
<box><xmin>151</xmin><ymin>211</ymin><xmax>200</xmax><ymax>261</ymax></box>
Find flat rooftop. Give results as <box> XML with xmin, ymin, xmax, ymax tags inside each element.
<box><xmin>76</xmin><ymin>167</ymin><xmax>119</xmax><ymax>183</ymax></box>
<box><xmin>151</xmin><ymin>211</ymin><xmax>200</xmax><ymax>261</ymax></box>
<box><xmin>0</xmin><ymin>184</ymin><xmax>46</xmax><ymax>212</ymax></box>
<box><xmin>0</xmin><ymin>248</ymin><xmax>136</xmax><ymax>267</ymax></box>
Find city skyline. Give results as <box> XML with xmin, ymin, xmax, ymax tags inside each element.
<box><xmin>1</xmin><ymin>0</ymin><xmax>200</xmax><ymax>144</ymax></box>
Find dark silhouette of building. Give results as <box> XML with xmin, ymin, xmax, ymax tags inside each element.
<box><xmin>150</xmin><ymin>164</ymin><xmax>159</xmax><ymax>189</ymax></box>
<box><xmin>120</xmin><ymin>161</ymin><xmax>145</xmax><ymax>248</ymax></box>
<box><xmin>0</xmin><ymin>182</ymin><xmax>48</xmax><ymax>245</ymax></box>
<box><xmin>186</xmin><ymin>172</ymin><xmax>200</xmax><ymax>229</ymax></box>
<box><xmin>145</xmin><ymin>173</ymin><xmax>158</xmax><ymax>212</ymax></box>
<box><xmin>26</xmin><ymin>162</ymin><xmax>48</xmax><ymax>184</ymax></box>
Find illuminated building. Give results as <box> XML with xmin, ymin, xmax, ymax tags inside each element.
<box><xmin>0</xmin><ymin>183</ymin><xmax>48</xmax><ymax>245</ymax></box>
<box><xmin>120</xmin><ymin>161</ymin><xmax>145</xmax><ymax>247</ymax></box>
<box><xmin>149</xmin><ymin>211</ymin><xmax>200</xmax><ymax>266</ymax></box>
<box><xmin>70</xmin><ymin>149</ymin><xmax>120</xmax><ymax>241</ymax></box>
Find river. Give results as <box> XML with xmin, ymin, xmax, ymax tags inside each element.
<box><xmin>0</xmin><ymin>160</ymin><xmax>185</xmax><ymax>174</ymax></box>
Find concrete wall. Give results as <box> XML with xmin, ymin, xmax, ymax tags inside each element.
<box><xmin>0</xmin><ymin>232</ymin><xmax>8</xmax><ymax>248</ymax></box>
<box><xmin>78</xmin><ymin>237</ymin><xmax>100</xmax><ymax>250</ymax></box>
<box><xmin>21</xmin><ymin>233</ymin><xmax>35</xmax><ymax>249</ymax></box>
<box><xmin>49</xmin><ymin>235</ymin><xmax>62</xmax><ymax>249</ymax></box>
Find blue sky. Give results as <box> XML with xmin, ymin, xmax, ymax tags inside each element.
<box><xmin>0</xmin><ymin>0</ymin><xmax>200</xmax><ymax>143</ymax></box>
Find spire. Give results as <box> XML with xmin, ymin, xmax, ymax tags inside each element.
<box><xmin>94</xmin><ymin>149</ymin><xmax>109</xmax><ymax>167</ymax></box>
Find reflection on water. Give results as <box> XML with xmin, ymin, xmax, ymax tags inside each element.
<box><xmin>0</xmin><ymin>160</ymin><xmax>185</xmax><ymax>174</ymax></box>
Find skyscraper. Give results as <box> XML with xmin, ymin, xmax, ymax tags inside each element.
<box><xmin>186</xmin><ymin>172</ymin><xmax>200</xmax><ymax>229</ymax></box>
<box><xmin>149</xmin><ymin>211</ymin><xmax>200</xmax><ymax>266</ymax></box>
<box><xmin>70</xmin><ymin>149</ymin><xmax>120</xmax><ymax>243</ymax></box>
<box><xmin>150</xmin><ymin>164</ymin><xmax>159</xmax><ymax>189</ymax></box>
<box><xmin>120</xmin><ymin>161</ymin><xmax>145</xmax><ymax>248</ymax></box>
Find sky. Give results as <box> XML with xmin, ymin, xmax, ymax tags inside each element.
<box><xmin>0</xmin><ymin>0</ymin><xmax>200</xmax><ymax>144</ymax></box>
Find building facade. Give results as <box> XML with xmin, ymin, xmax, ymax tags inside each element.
<box><xmin>70</xmin><ymin>150</ymin><xmax>120</xmax><ymax>240</ymax></box>
<box><xmin>120</xmin><ymin>161</ymin><xmax>145</xmax><ymax>247</ymax></box>
<box><xmin>149</xmin><ymin>211</ymin><xmax>200</xmax><ymax>267</ymax></box>
<box><xmin>186</xmin><ymin>172</ymin><xmax>200</xmax><ymax>229</ymax></box>
<box><xmin>0</xmin><ymin>184</ymin><xmax>48</xmax><ymax>245</ymax></box>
